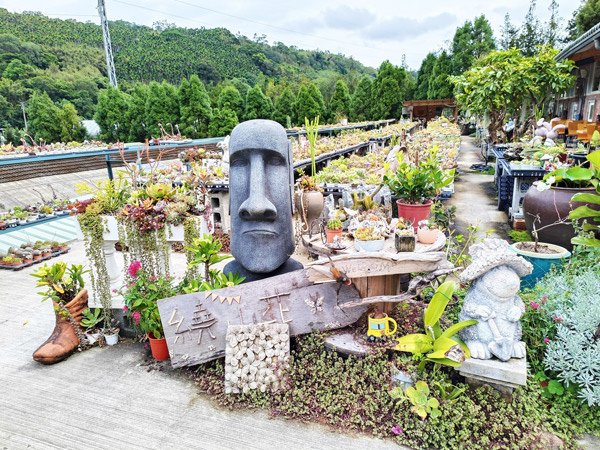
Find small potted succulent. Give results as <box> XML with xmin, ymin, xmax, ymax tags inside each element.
<box><xmin>81</xmin><ymin>308</ymin><xmax>102</xmax><ymax>345</ymax></box>
<box><xmin>22</xmin><ymin>252</ymin><xmax>33</xmax><ymax>265</ymax></box>
<box><xmin>1</xmin><ymin>254</ymin><xmax>23</xmax><ymax>268</ymax></box>
<box><xmin>295</xmin><ymin>173</ymin><xmax>324</xmax><ymax>231</ymax></box>
<box><xmin>325</xmin><ymin>218</ymin><xmax>343</xmax><ymax>244</ymax></box>
<box><xmin>32</xmin><ymin>249</ymin><xmax>42</xmax><ymax>261</ymax></box>
<box><xmin>394</xmin><ymin>218</ymin><xmax>416</xmax><ymax>252</ymax></box>
<box><xmin>417</xmin><ymin>220</ymin><xmax>440</xmax><ymax>244</ymax></box>
<box><xmin>354</xmin><ymin>225</ymin><xmax>385</xmax><ymax>252</ymax></box>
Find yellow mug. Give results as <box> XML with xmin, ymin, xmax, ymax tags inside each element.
<box><xmin>367</xmin><ymin>313</ymin><xmax>397</xmax><ymax>339</ymax></box>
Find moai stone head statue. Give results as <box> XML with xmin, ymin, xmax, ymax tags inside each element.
<box><xmin>224</xmin><ymin>119</ymin><xmax>302</xmax><ymax>282</ymax></box>
<box><xmin>458</xmin><ymin>239</ymin><xmax>533</xmax><ymax>361</ymax></box>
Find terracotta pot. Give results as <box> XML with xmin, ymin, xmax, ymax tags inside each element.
<box><xmin>295</xmin><ymin>191</ymin><xmax>324</xmax><ymax>230</ymax></box>
<box><xmin>395</xmin><ymin>234</ymin><xmax>416</xmax><ymax>252</ymax></box>
<box><xmin>325</xmin><ymin>228</ymin><xmax>343</xmax><ymax>244</ymax></box>
<box><xmin>396</xmin><ymin>200</ymin><xmax>433</xmax><ymax>231</ymax></box>
<box><xmin>523</xmin><ymin>185</ymin><xmax>599</xmax><ymax>251</ymax></box>
<box><xmin>417</xmin><ymin>228</ymin><xmax>439</xmax><ymax>244</ymax></box>
<box><xmin>148</xmin><ymin>334</ymin><xmax>170</xmax><ymax>361</ymax></box>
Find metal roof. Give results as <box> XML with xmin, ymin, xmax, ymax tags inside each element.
<box><xmin>557</xmin><ymin>21</ymin><xmax>600</xmax><ymax>60</ymax></box>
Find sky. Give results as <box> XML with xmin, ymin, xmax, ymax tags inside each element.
<box><xmin>0</xmin><ymin>0</ymin><xmax>581</xmax><ymax>70</ymax></box>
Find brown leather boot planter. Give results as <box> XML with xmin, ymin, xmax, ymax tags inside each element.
<box><xmin>33</xmin><ymin>289</ymin><xmax>88</xmax><ymax>365</ymax></box>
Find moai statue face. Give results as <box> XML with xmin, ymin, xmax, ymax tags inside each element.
<box><xmin>228</xmin><ymin>119</ymin><xmax>295</xmax><ymax>273</ymax></box>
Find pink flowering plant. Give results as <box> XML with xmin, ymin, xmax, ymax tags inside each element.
<box><xmin>520</xmin><ymin>294</ymin><xmax>557</xmax><ymax>373</ymax></box>
<box><xmin>121</xmin><ymin>260</ymin><xmax>177</xmax><ymax>339</ymax></box>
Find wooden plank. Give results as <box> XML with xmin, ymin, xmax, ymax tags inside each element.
<box><xmin>341</xmin><ymin>293</ymin><xmax>420</xmax><ymax>309</ymax></box>
<box><xmin>157</xmin><ymin>268</ymin><xmax>367</xmax><ymax>368</ymax></box>
<box><xmin>306</xmin><ymin>252</ymin><xmax>450</xmax><ymax>283</ymax></box>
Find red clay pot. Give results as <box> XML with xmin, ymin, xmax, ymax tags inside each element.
<box><xmin>325</xmin><ymin>228</ymin><xmax>343</xmax><ymax>244</ymax></box>
<box><xmin>396</xmin><ymin>200</ymin><xmax>433</xmax><ymax>230</ymax></box>
<box><xmin>523</xmin><ymin>185</ymin><xmax>599</xmax><ymax>251</ymax></box>
<box><xmin>148</xmin><ymin>334</ymin><xmax>170</xmax><ymax>361</ymax></box>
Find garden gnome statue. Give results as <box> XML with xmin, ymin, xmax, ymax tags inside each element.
<box><xmin>458</xmin><ymin>239</ymin><xmax>533</xmax><ymax>361</ymax></box>
<box><xmin>224</xmin><ymin>119</ymin><xmax>303</xmax><ymax>282</ymax></box>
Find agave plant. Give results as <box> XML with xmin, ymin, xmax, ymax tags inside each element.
<box><xmin>394</xmin><ymin>280</ymin><xmax>476</xmax><ymax>368</ymax></box>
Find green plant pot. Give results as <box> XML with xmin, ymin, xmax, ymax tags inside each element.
<box><xmin>510</xmin><ymin>242</ymin><xmax>571</xmax><ymax>289</ymax></box>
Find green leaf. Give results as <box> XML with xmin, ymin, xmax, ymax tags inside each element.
<box><xmin>565</xmin><ymin>166</ymin><xmax>593</xmax><ymax>181</ymax></box>
<box><xmin>571</xmin><ymin>193</ymin><xmax>600</xmax><ymax>205</ymax></box>
<box><xmin>415</xmin><ymin>381</ymin><xmax>429</xmax><ymax>396</ymax></box>
<box><xmin>412</xmin><ymin>406</ymin><xmax>428</xmax><ymax>419</ymax></box>
<box><xmin>429</xmin><ymin>408</ymin><xmax>441</xmax><ymax>419</ymax></box>
<box><xmin>440</xmin><ymin>319</ymin><xmax>478</xmax><ymax>339</ymax></box>
<box><xmin>569</xmin><ymin>206</ymin><xmax>600</xmax><ymax>220</ymax></box>
<box><xmin>424</xmin><ymin>281</ymin><xmax>456</xmax><ymax>328</ymax></box>
<box><xmin>571</xmin><ymin>236</ymin><xmax>600</xmax><ymax>247</ymax></box>
<box><xmin>395</xmin><ymin>334</ymin><xmax>433</xmax><ymax>354</ymax></box>
<box><xmin>587</xmin><ymin>150</ymin><xmax>600</xmax><ymax>169</ymax></box>
<box><xmin>426</xmin><ymin>357</ymin><xmax>462</xmax><ymax>367</ymax></box>
<box><xmin>427</xmin><ymin>397</ymin><xmax>439</xmax><ymax>409</ymax></box>
<box><xmin>547</xmin><ymin>380</ymin><xmax>564</xmax><ymax>395</ymax></box>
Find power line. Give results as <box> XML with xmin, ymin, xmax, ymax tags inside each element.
<box><xmin>172</xmin><ymin>0</ymin><xmax>380</xmax><ymax>51</ymax></box>
<box><xmin>111</xmin><ymin>0</ymin><xmax>213</xmax><ymax>27</ymax></box>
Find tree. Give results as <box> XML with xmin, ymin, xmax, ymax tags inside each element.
<box><xmin>428</xmin><ymin>51</ymin><xmax>453</xmax><ymax>99</ymax></box>
<box><xmin>517</xmin><ymin>0</ymin><xmax>544</xmax><ymax>57</ymax></box>
<box><xmin>125</xmin><ymin>83</ymin><xmax>149</xmax><ymax>141</ymax></box>
<box><xmin>328</xmin><ymin>79</ymin><xmax>351</xmax><ymax>121</ymax></box>
<box><xmin>208</xmin><ymin>108</ymin><xmax>238</xmax><ymax>137</ymax></box>
<box><xmin>244</xmin><ymin>85</ymin><xmax>272</xmax><ymax>120</ymax></box>
<box><xmin>58</xmin><ymin>100</ymin><xmax>85</xmax><ymax>142</ymax></box>
<box><xmin>371</xmin><ymin>61</ymin><xmax>410</xmax><ymax>119</ymax></box>
<box><xmin>451</xmin><ymin>48</ymin><xmax>575</xmax><ymax>143</ymax></box>
<box><xmin>295</xmin><ymin>82</ymin><xmax>323</xmax><ymax>123</ymax></box>
<box><xmin>450</xmin><ymin>16</ymin><xmax>495</xmax><ymax>75</ymax></box>
<box><xmin>94</xmin><ymin>86</ymin><xmax>130</xmax><ymax>141</ymax></box>
<box><xmin>546</xmin><ymin>0</ymin><xmax>561</xmax><ymax>47</ymax></box>
<box><xmin>179</xmin><ymin>74</ymin><xmax>212</xmax><ymax>138</ymax></box>
<box><xmin>144</xmin><ymin>81</ymin><xmax>179</xmax><ymax>137</ymax></box>
<box><xmin>500</xmin><ymin>13</ymin><xmax>519</xmax><ymax>50</ymax></box>
<box><xmin>2</xmin><ymin>59</ymin><xmax>37</xmax><ymax>81</ymax></box>
<box><xmin>568</xmin><ymin>0</ymin><xmax>600</xmax><ymax>39</ymax></box>
<box><xmin>27</xmin><ymin>90</ymin><xmax>61</xmax><ymax>142</ymax></box>
<box><xmin>272</xmin><ymin>86</ymin><xmax>295</xmax><ymax>127</ymax></box>
<box><xmin>217</xmin><ymin>85</ymin><xmax>243</xmax><ymax>119</ymax></box>
<box><xmin>414</xmin><ymin>53</ymin><xmax>437</xmax><ymax>100</ymax></box>
<box><xmin>350</xmin><ymin>75</ymin><xmax>373</xmax><ymax>121</ymax></box>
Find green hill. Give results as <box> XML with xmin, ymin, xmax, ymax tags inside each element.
<box><xmin>0</xmin><ymin>8</ymin><xmax>373</xmax><ymax>85</ymax></box>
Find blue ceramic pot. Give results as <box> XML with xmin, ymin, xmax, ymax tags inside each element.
<box><xmin>510</xmin><ymin>242</ymin><xmax>571</xmax><ymax>289</ymax></box>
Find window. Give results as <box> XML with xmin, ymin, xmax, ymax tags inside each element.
<box><xmin>588</xmin><ymin>101</ymin><xmax>596</xmax><ymax>121</ymax></box>
<box><xmin>571</xmin><ymin>102</ymin><xmax>579</xmax><ymax>120</ymax></box>
<box><xmin>593</xmin><ymin>63</ymin><xmax>600</xmax><ymax>93</ymax></box>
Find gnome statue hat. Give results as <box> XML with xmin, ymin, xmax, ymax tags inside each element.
<box><xmin>460</xmin><ymin>238</ymin><xmax>533</xmax><ymax>283</ymax></box>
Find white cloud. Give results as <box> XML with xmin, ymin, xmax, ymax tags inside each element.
<box><xmin>1</xmin><ymin>0</ymin><xmax>580</xmax><ymax>69</ymax></box>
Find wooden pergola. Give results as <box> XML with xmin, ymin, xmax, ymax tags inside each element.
<box><xmin>403</xmin><ymin>99</ymin><xmax>458</xmax><ymax>122</ymax></box>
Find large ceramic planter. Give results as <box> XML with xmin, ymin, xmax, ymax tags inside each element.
<box><xmin>295</xmin><ymin>191</ymin><xmax>324</xmax><ymax>230</ymax></box>
<box><xmin>148</xmin><ymin>334</ymin><xmax>170</xmax><ymax>361</ymax></box>
<box><xmin>523</xmin><ymin>185</ymin><xmax>599</xmax><ymax>251</ymax></box>
<box><xmin>355</xmin><ymin>239</ymin><xmax>385</xmax><ymax>252</ymax></box>
<box><xmin>510</xmin><ymin>242</ymin><xmax>571</xmax><ymax>289</ymax></box>
<box><xmin>396</xmin><ymin>200</ymin><xmax>433</xmax><ymax>231</ymax></box>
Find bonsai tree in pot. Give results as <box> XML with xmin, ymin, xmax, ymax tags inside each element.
<box><xmin>31</xmin><ymin>262</ymin><xmax>89</xmax><ymax>364</ymax></box>
<box><xmin>384</xmin><ymin>150</ymin><xmax>454</xmax><ymax>230</ymax></box>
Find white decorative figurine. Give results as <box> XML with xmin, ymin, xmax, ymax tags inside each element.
<box><xmin>458</xmin><ymin>239</ymin><xmax>533</xmax><ymax>361</ymax></box>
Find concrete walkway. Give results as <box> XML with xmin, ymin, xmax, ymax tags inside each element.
<box><xmin>0</xmin><ymin>242</ymin><xmax>402</xmax><ymax>450</ymax></box>
<box><xmin>447</xmin><ymin>136</ymin><xmax>509</xmax><ymax>240</ymax></box>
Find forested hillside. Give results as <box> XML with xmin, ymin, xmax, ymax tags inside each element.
<box><xmin>0</xmin><ymin>8</ymin><xmax>372</xmax><ymax>85</ymax></box>
<box><xmin>0</xmin><ymin>9</ymin><xmax>416</xmax><ymax>146</ymax></box>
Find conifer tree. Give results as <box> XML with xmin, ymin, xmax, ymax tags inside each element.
<box><xmin>217</xmin><ymin>85</ymin><xmax>243</xmax><ymax>119</ymax></box>
<box><xmin>94</xmin><ymin>86</ymin><xmax>130</xmax><ymax>141</ymax></box>
<box><xmin>328</xmin><ymin>79</ymin><xmax>351</xmax><ymax>121</ymax></box>
<box><xmin>350</xmin><ymin>75</ymin><xmax>373</xmax><ymax>121</ymax></box>
<box><xmin>244</xmin><ymin>85</ymin><xmax>272</xmax><ymax>120</ymax></box>
<box><xmin>208</xmin><ymin>108</ymin><xmax>238</xmax><ymax>137</ymax></box>
<box><xmin>145</xmin><ymin>81</ymin><xmax>180</xmax><ymax>137</ymax></box>
<box><xmin>27</xmin><ymin>90</ymin><xmax>62</xmax><ymax>142</ymax></box>
<box><xmin>178</xmin><ymin>74</ymin><xmax>212</xmax><ymax>138</ymax></box>
<box><xmin>272</xmin><ymin>86</ymin><xmax>296</xmax><ymax>127</ymax></box>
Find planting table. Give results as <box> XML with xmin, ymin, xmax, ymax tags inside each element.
<box><xmin>302</xmin><ymin>231</ymin><xmax>451</xmax><ymax>356</ymax></box>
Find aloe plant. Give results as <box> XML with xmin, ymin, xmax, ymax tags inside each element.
<box><xmin>394</xmin><ymin>281</ymin><xmax>476</xmax><ymax>368</ymax></box>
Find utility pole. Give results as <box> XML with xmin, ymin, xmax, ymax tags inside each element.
<box><xmin>97</xmin><ymin>0</ymin><xmax>118</xmax><ymax>88</ymax></box>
